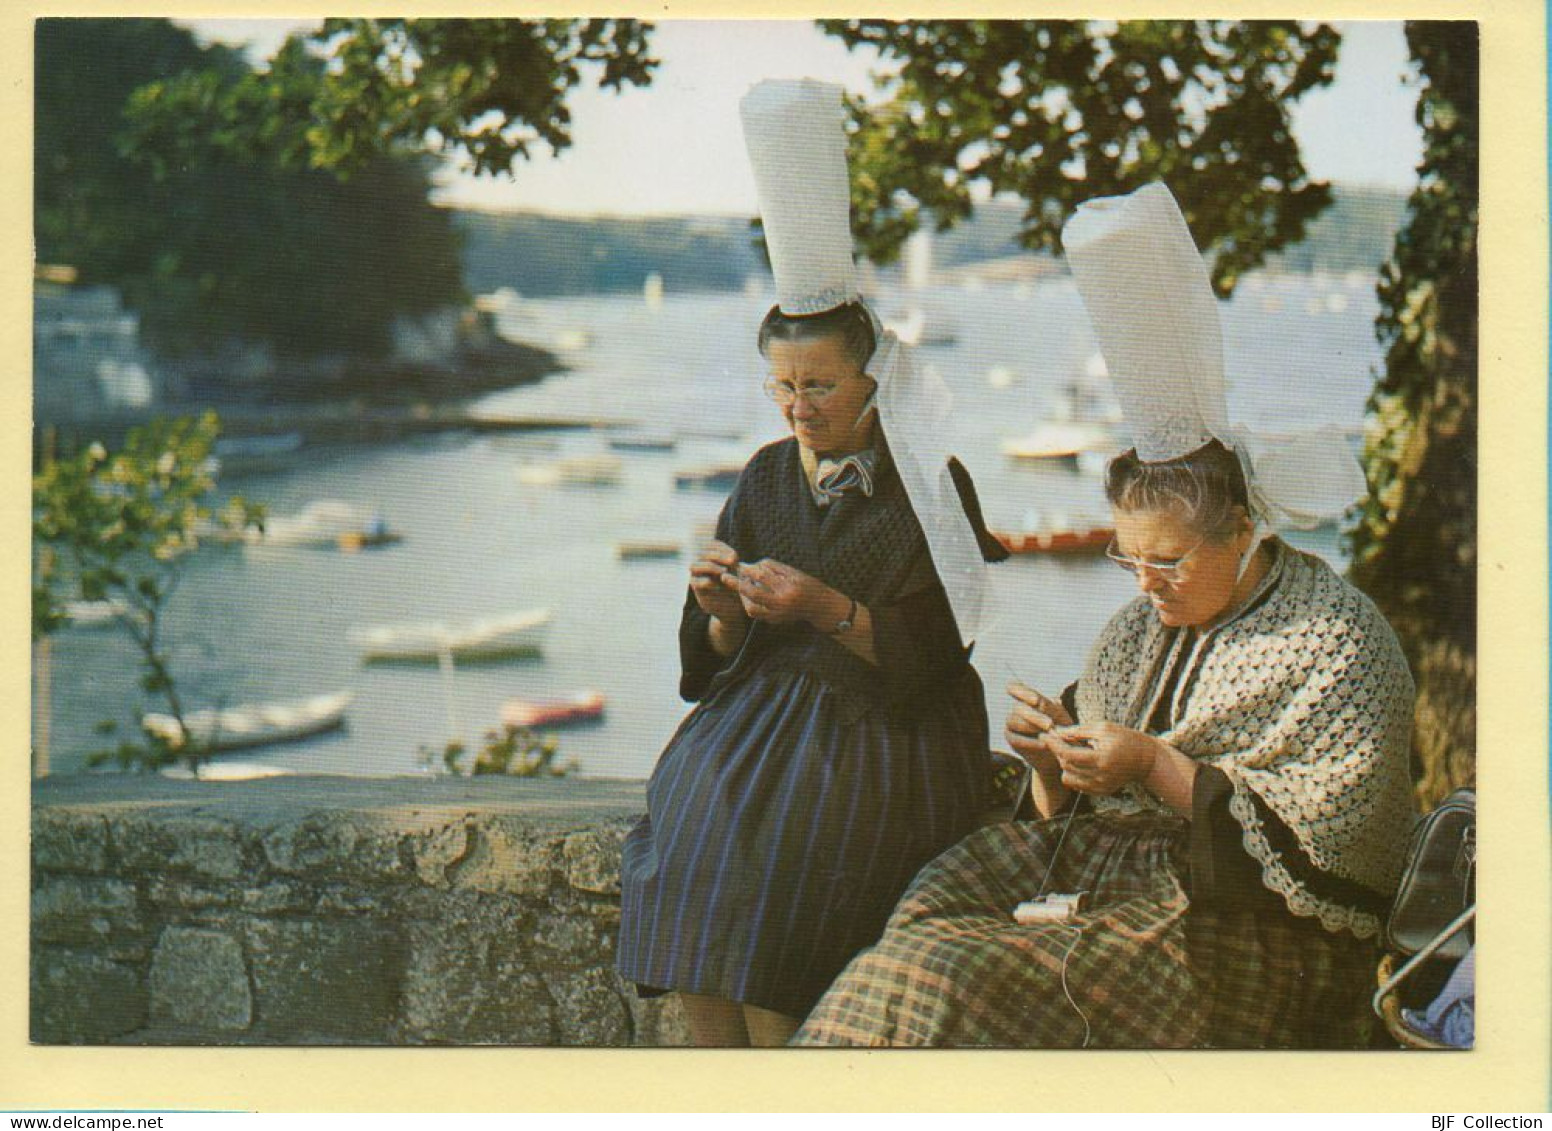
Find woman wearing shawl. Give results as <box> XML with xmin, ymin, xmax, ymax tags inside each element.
<box><xmin>615</xmin><ymin>80</ymin><xmax>1007</xmax><ymax>1046</ymax></box>
<box><xmin>794</xmin><ymin>184</ymin><xmax>1416</xmax><ymax>1049</ymax></box>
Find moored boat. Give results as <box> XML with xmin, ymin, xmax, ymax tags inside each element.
<box><xmin>337</xmin><ymin>525</ymin><xmax>405</xmax><ymax>553</ymax></box>
<box><xmin>1000</xmin><ymin>421</ymin><xmax>1116</xmax><ymax>464</ymax></box>
<box><xmin>352</xmin><ymin>609</ymin><xmax>552</xmax><ymax>663</ymax></box>
<box><xmin>516</xmin><ymin>455</ymin><xmax>623</xmax><ymax>487</ymax></box>
<box><xmin>993</xmin><ymin>525</ymin><xmax>1114</xmax><ymax>556</ymax></box>
<box><xmin>501</xmin><ymin>689</ymin><xmax>606</xmax><ymax>729</ymax></box>
<box><xmin>245</xmin><ymin>499</ymin><xmax>398</xmax><ymax>550</ymax></box>
<box><xmin>608</xmin><ymin>431</ymin><xmax>678</xmax><ymax>452</ymax></box>
<box><xmin>159</xmin><ymin>761</ymin><xmax>295</xmax><ymax>781</ymax></box>
<box><xmin>617</xmin><ymin>540</ymin><xmax>682</xmax><ymax>560</ymax></box>
<box><xmin>141</xmin><ymin>691</ymin><xmax>353</xmax><ymax>752</ymax></box>
<box><xmin>674</xmin><ymin>464</ymin><xmax>743</xmax><ymax>491</ymax></box>
<box><xmin>64</xmin><ymin>599</ymin><xmax>131</xmax><ymax>628</ymax></box>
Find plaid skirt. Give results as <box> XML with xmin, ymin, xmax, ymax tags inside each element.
<box><xmin>792</xmin><ymin>814</ymin><xmax>1380</xmax><ymax>1048</ymax></box>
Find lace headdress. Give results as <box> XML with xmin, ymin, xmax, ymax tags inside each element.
<box><xmin>1061</xmin><ymin>183</ymin><xmax>1366</xmax><ymax>532</ymax></box>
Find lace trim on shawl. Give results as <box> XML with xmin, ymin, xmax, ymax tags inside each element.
<box><xmin>1224</xmin><ymin>771</ymin><xmax>1382</xmax><ymax>939</ymax></box>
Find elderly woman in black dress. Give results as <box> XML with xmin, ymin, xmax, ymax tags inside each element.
<box><xmin>615</xmin><ymin>80</ymin><xmax>1007</xmax><ymax>1046</ymax></box>
<box><xmin>616</xmin><ymin>299</ymin><xmax>1006</xmax><ymax>1046</ymax></box>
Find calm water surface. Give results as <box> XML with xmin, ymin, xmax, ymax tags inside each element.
<box><xmin>42</xmin><ymin>273</ymin><xmax>1379</xmax><ymax>779</ymax></box>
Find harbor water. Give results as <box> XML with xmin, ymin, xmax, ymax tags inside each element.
<box><xmin>41</xmin><ymin>271</ymin><xmax>1384</xmax><ymax>779</ymax></box>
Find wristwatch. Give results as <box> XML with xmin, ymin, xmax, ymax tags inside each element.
<box><xmin>828</xmin><ymin>597</ymin><xmax>857</xmax><ymax>636</ymax></box>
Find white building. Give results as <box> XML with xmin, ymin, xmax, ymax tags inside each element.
<box><xmin>34</xmin><ymin>270</ymin><xmax>158</xmax><ymax>422</ymax></box>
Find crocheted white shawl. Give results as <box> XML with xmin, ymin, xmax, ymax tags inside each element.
<box><xmin>1075</xmin><ymin>543</ymin><xmax>1417</xmax><ymax>938</ymax></box>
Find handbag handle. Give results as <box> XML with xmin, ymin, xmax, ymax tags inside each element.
<box><xmin>1372</xmin><ymin>904</ymin><xmax>1476</xmax><ymax>1019</ymax></box>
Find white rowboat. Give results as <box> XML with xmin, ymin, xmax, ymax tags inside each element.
<box><xmin>1001</xmin><ymin>421</ymin><xmax>1116</xmax><ymax>463</ymax></box>
<box><xmin>247</xmin><ymin>499</ymin><xmax>385</xmax><ymax>548</ymax></box>
<box><xmin>65</xmin><ymin>599</ymin><xmax>130</xmax><ymax>628</ymax></box>
<box><xmin>142</xmin><ymin>691</ymin><xmax>353</xmax><ymax>752</ymax></box>
<box><xmin>352</xmin><ymin>609</ymin><xmax>552</xmax><ymax>663</ymax></box>
<box><xmin>515</xmin><ymin>455</ymin><xmax>623</xmax><ymax>487</ymax></box>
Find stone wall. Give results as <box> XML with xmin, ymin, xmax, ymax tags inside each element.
<box><xmin>30</xmin><ymin>775</ymin><xmax>688</xmax><ymax>1046</ymax></box>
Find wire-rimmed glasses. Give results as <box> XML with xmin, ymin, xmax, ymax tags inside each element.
<box><xmin>1104</xmin><ymin>534</ymin><xmax>1207</xmax><ymax>582</ymax></box>
<box><xmin>762</xmin><ymin>376</ymin><xmax>849</xmax><ymax>407</ymax></box>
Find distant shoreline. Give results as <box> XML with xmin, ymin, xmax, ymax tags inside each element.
<box><xmin>34</xmin><ymin>335</ymin><xmax>570</xmax><ymax>461</ymax></box>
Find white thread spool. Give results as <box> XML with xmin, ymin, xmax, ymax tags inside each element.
<box><xmin>1013</xmin><ymin>893</ymin><xmax>1087</xmax><ymax>925</ymax></box>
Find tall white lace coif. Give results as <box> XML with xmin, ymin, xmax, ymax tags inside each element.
<box><xmin>1061</xmin><ymin>182</ymin><xmax>1367</xmax><ymax>531</ymax></box>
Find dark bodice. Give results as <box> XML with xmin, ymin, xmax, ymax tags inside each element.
<box><xmin>679</xmin><ymin>437</ymin><xmax>1002</xmax><ymax>727</ymax></box>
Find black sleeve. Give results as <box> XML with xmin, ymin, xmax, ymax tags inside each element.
<box><xmin>1189</xmin><ymin>767</ymin><xmax>1281</xmax><ymax>909</ymax></box>
<box><xmin>1189</xmin><ymin>765</ymin><xmax>1390</xmax><ymax>916</ymax></box>
<box><xmin>865</xmin><ymin>458</ymin><xmax>1005</xmax><ymax>700</ymax></box>
<box><xmin>678</xmin><ymin>475</ymin><xmax>750</xmax><ymax>703</ymax></box>
<box><xmin>870</xmin><ymin>573</ymin><xmax>971</xmax><ymax>702</ymax></box>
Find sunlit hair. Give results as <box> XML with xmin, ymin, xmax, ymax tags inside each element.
<box><xmin>1104</xmin><ymin>439</ymin><xmax>1250</xmax><ymax>541</ymax></box>
<box><xmin>756</xmin><ymin>301</ymin><xmax>877</xmax><ymax>371</ymax></box>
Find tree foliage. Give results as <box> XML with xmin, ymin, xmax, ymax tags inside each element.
<box><xmin>822</xmin><ymin>19</ymin><xmax>1340</xmax><ymax>293</ymax></box>
<box><xmin>421</xmin><ymin>725</ymin><xmax>580</xmax><ymax>778</ymax></box>
<box><xmin>1348</xmin><ymin>22</ymin><xmax>1478</xmax><ymax>805</ymax></box>
<box><xmin>35</xmin><ymin>19</ymin><xmax>232</xmax><ymax>285</ymax></box>
<box><xmin>33</xmin><ymin>413</ymin><xmax>265</xmax><ymax>774</ymax></box>
<box><xmin>123</xmin><ymin>19</ymin><xmax>658</xmax><ymax>178</ymax></box>
<box><xmin>35</xmin><ymin>19</ymin><xmax>464</xmax><ymax>362</ymax></box>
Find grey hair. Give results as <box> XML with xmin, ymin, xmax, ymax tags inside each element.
<box><xmin>1104</xmin><ymin>440</ymin><xmax>1250</xmax><ymax>540</ymax></box>
<box><xmin>756</xmin><ymin>301</ymin><xmax>878</xmax><ymax>371</ymax></box>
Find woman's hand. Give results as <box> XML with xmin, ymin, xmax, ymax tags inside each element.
<box><xmin>690</xmin><ymin>540</ymin><xmax>747</xmax><ymax>623</ymax></box>
<box><xmin>727</xmin><ymin>559</ymin><xmax>842</xmax><ymax>628</ymax></box>
<box><xmin>1003</xmin><ymin>682</ymin><xmax>1074</xmax><ymax>777</ymax></box>
<box><xmin>1044</xmin><ymin>722</ymin><xmax>1167</xmax><ymax>797</ymax></box>
<box><xmin>1005</xmin><ymin>682</ymin><xmax>1078</xmax><ymax>818</ymax></box>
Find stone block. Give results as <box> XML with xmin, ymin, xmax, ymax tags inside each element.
<box><xmin>31</xmin><ymin>949</ymin><xmax>147</xmax><ymax>1043</ymax></box>
<box><xmin>549</xmin><ymin>966</ymin><xmax>631</xmax><ymax>1046</ymax></box>
<box><xmin>532</xmin><ymin>911</ymin><xmax>604</xmax><ymax>960</ymax></box>
<box><xmin>447</xmin><ymin>819</ymin><xmax>559</xmax><ymax>898</ymax></box>
<box><xmin>261</xmin><ymin>815</ymin><xmax>403</xmax><ymax>880</ymax></box>
<box><xmin>32</xmin><ymin>876</ymin><xmax>145</xmax><ymax>957</ymax></box>
<box><xmin>621</xmin><ymin>975</ymin><xmax>692</xmax><ymax>1048</ymax></box>
<box><xmin>32</xmin><ymin>811</ymin><xmax>110</xmax><ymax>873</ymax></box>
<box><xmin>400</xmin><ymin>920</ymin><xmax>554</xmax><ymax>1044</ymax></box>
<box><xmin>412</xmin><ymin>822</ymin><xmax>469</xmax><ymax>887</ymax></box>
<box><xmin>246</xmin><ymin>919</ymin><xmax>401</xmax><ymax>1039</ymax></box>
<box><xmin>563</xmin><ymin>823</ymin><xmax>629</xmax><ymax>895</ymax></box>
<box><xmin>317</xmin><ymin>886</ymin><xmax>384</xmax><ymax>915</ymax></box>
<box><xmin>115</xmin><ymin>815</ymin><xmax>247</xmax><ymax>881</ymax></box>
<box><xmin>240</xmin><ymin>881</ymin><xmax>314</xmax><ymax>915</ymax></box>
<box><xmin>149</xmin><ymin>927</ymin><xmax>252</xmax><ymax>1032</ymax></box>
<box><xmin>147</xmin><ymin>877</ymin><xmax>241</xmax><ymax>912</ymax></box>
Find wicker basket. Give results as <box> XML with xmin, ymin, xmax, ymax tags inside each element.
<box><xmin>1374</xmin><ymin>954</ymin><xmax>1459</xmax><ymax>1050</ymax></box>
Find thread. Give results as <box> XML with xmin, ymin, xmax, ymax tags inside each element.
<box><xmin>1053</xmin><ymin>921</ymin><xmax>1093</xmax><ymax>1049</ymax></box>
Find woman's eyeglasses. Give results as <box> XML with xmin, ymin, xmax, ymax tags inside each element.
<box><xmin>1105</xmin><ymin>535</ymin><xmax>1206</xmax><ymax>582</ymax></box>
<box><xmin>763</xmin><ymin>376</ymin><xmax>849</xmax><ymax>407</ymax></box>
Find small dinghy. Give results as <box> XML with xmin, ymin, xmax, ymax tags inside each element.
<box><xmin>993</xmin><ymin>511</ymin><xmax>1114</xmax><ymax>556</ymax></box>
<box><xmin>673</xmin><ymin>465</ymin><xmax>743</xmax><ymax>491</ymax></box>
<box><xmin>64</xmin><ymin>599</ymin><xmax>131</xmax><ymax>628</ymax></box>
<box><xmin>608</xmin><ymin>431</ymin><xmax>677</xmax><ymax>453</ymax></box>
<box><xmin>1000</xmin><ymin>421</ymin><xmax>1116</xmax><ymax>465</ymax></box>
<box><xmin>516</xmin><ymin>455</ymin><xmax>623</xmax><ymax>487</ymax></box>
<box><xmin>617</xmin><ymin>540</ymin><xmax>682</xmax><ymax>561</ymax></box>
<box><xmin>246</xmin><ymin>500</ymin><xmax>399</xmax><ymax>550</ymax></box>
<box><xmin>994</xmin><ymin>526</ymin><xmax>1113</xmax><ymax>556</ymax></box>
<box><xmin>142</xmin><ymin>691</ymin><xmax>353</xmax><ymax>752</ymax></box>
<box><xmin>352</xmin><ymin>609</ymin><xmax>552</xmax><ymax>663</ymax></box>
<box><xmin>501</xmin><ymin>689</ymin><xmax>606</xmax><ymax>729</ymax></box>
